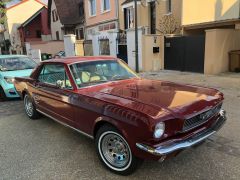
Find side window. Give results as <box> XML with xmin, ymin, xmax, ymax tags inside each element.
<box><xmin>38</xmin><ymin>64</ymin><xmax>72</xmax><ymax>89</ymax></box>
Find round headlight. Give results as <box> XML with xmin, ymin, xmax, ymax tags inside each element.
<box><xmin>154</xmin><ymin>122</ymin><xmax>165</xmax><ymax>138</ymax></box>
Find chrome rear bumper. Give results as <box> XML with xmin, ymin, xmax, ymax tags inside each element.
<box><xmin>136</xmin><ymin>110</ymin><xmax>226</xmax><ymax>156</ymax></box>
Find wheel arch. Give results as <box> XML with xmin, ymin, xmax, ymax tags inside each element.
<box><xmin>93</xmin><ymin>117</ymin><xmax>120</xmax><ymax>138</ymax></box>
<box><xmin>22</xmin><ymin>90</ymin><xmax>27</xmax><ymax>98</ymax></box>
<box><xmin>92</xmin><ymin>116</ymin><xmax>139</xmax><ymax>154</ymax></box>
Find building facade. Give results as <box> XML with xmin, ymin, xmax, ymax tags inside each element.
<box><xmin>49</xmin><ymin>0</ymin><xmax>63</xmax><ymax>40</ymax></box>
<box><xmin>118</xmin><ymin>0</ymin><xmax>182</xmax><ymax>71</ymax></box>
<box><xmin>182</xmin><ymin>0</ymin><xmax>240</xmax><ymax>74</ymax></box>
<box><xmin>18</xmin><ymin>7</ymin><xmax>51</xmax><ymax>46</ymax></box>
<box><xmin>84</xmin><ymin>0</ymin><xmax>122</xmax><ymax>56</ymax></box>
<box><xmin>119</xmin><ymin>0</ymin><xmax>182</xmax><ymax>35</ymax></box>
<box><xmin>48</xmin><ymin>0</ymin><xmax>85</xmax><ymax>41</ymax></box>
<box><xmin>4</xmin><ymin>0</ymin><xmax>47</xmax><ymax>54</ymax></box>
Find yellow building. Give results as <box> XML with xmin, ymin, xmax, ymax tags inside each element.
<box><xmin>5</xmin><ymin>0</ymin><xmax>46</xmax><ymax>54</ymax></box>
<box><xmin>118</xmin><ymin>0</ymin><xmax>182</xmax><ymax>72</ymax></box>
<box><xmin>182</xmin><ymin>0</ymin><xmax>240</xmax><ymax>74</ymax></box>
<box><xmin>119</xmin><ymin>0</ymin><xmax>182</xmax><ymax>35</ymax></box>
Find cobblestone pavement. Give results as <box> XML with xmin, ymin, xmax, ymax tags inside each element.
<box><xmin>0</xmin><ymin>70</ymin><xmax>240</xmax><ymax>180</ymax></box>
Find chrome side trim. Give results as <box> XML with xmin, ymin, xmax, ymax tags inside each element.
<box><xmin>36</xmin><ymin>109</ymin><xmax>94</xmax><ymax>139</ymax></box>
<box><xmin>136</xmin><ymin>110</ymin><xmax>226</xmax><ymax>156</ymax></box>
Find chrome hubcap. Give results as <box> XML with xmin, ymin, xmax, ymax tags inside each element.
<box><xmin>100</xmin><ymin>133</ymin><xmax>130</xmax><ymax>168</ymax></box>
<box><xmin>24</xmin><ymin>95</ymin><xmax>33</xmax><ymax>117</ymax></box>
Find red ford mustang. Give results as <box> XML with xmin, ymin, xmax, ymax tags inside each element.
<box><xmin>14</xmin><ymin>56</ymin><xmax>226</xmax><ymax>175</ymax></box>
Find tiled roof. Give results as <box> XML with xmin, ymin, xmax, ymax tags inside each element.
<box><xmin>48</xmin><ymin>0</ymin><xmax>84</xmax><ymax>25</ymax></box>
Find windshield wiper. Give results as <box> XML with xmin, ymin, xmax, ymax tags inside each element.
<box><xmin>111</xmin><ymin>76</ymin><xmax>131</xmax><ymax>81</ymax></box>
<box><xmin>80</xmin><ymin>80</ymin><xmax>109</xmax><ymax>86</ymax></box>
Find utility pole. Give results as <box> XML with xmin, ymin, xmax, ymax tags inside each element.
<box><xmin>134</xmin><ymin>0</ymin><xmax>139</xmax><ymax>73</ymax></box>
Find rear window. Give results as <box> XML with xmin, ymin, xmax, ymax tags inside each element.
<box><xmin>0</xmin><ymin>57</ymin><xmax>37</xmax><ymax>71</ymax></box>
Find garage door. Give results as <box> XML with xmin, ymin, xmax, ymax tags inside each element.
<box><xmin>164</xmin><ymin>36</ymin><xmax>205</xmax><ymax>73</ymax></box>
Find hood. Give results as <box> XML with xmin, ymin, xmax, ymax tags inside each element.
<box><xmin>90</xmin><ymin>78</ymin><xmax>223</xmax><ymax>119</ymax></box>
<box><xmin>0</xmin><ymin>69</ymin><xmax>33</xmax><ymax>78</ymax></box>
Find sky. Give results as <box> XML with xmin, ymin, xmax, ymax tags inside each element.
<box><xmin>6</xmin><ymin>0</ymin><xmax>48</xmax><ymax>8</ymax></box>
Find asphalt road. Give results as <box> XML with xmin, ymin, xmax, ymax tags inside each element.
<box><xmin>0</xmin><ymin>71</ymin><xmax>240</xmax><ymax>180</ymax></box>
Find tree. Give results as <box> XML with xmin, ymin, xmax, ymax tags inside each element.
<box><xmin>0</xmin><ymin>0</ymin><xmax>11</xmax><ymax>26</ymax></box>
<box><xmin>0</xmin><ymin>0</ymin><xmax>15</xmax><ymax>53</ymax></box>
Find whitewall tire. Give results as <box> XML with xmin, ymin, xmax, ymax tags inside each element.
<box><xmin>95</xmin><ymin>125</ymin><xmax>142</xmax><ymax>175</ymax></box>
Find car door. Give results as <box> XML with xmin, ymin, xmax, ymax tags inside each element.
<box><xmin>33</xmin><ymin>63</ymin><xmax>76</xmax><ymax>127</ymax></box>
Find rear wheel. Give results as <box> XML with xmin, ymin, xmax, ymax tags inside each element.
<box><xmin>24</xmin><ymin>94</ymin><xmax>40</xmax><ymax>119</ymax></box>
<box><xmin>0</xmin><ymin>86</ymin><xmax>7</xmax><ymax>101</ymax></box>
<box><xmin>95</xmin><ymin>125</ymin><xmax>143</xmax><ymax>175</ymax></box>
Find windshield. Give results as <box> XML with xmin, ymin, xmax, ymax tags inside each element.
<box><xmin>69</xmin><ymin>60</ymin><xmax>138</xmax><ymax>88</ymax></box>
<box><xmin>0</xmin><ymin>57</ymin><xmax>37</xmax><ymax>71</ymax></box>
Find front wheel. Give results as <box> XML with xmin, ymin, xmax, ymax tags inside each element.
<box><xmin>24</xmin><ymin>94</ymin><xmax>40</xmax><ymax>119</ymax></box>
<box><xmin>95</xmin><ymin>125</ymin><xmax>142</xmax><ymax>175</ymax></box>
<box><xmin>0</xmin><ymin>86</ymin><xmax>7</xmax><ymax>101</ymax></box>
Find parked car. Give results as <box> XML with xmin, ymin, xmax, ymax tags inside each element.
<box><xmin>54</xmin><ymin>51</ymin><xmax>65</xmax><ymax>59</ymax></box>
<box><xmin>41</xmin><ymin>53</ymin><xmax>52</xmax><ymax>61</ymax></box>
<box><xmin>14</xmin><ymin>57</ymin><xmax>226</xmax><ymax>175</ymax></box>
<box><xmin>0</xmin><ymin>55</ymin><xmax>37</xmax><ymax>100</ymax></box>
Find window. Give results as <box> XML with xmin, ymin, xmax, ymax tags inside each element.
<box><xmin>76</xmin><ymin>28</ymin><xmax>84</xmax><ymax>40</ymax></box>
<box><xmin>150</xmin><ymin>2</ymin><xmax>156</xmax><ymax>34</ymax></box>
<box><xmin>52</xmin><ymin>10</ymin><xmax>55</xmax><ymax>22</ymax></box>
<box><xmin>167</xmin><ymin>0</ymin><xmax>172</xmax><ymax>13</ymax></box>
<box><xmin>79</xmin><ymin>2</ymin><xmax>84</xmax><ymax>17</ymax></box>
<box><xmin>36</xmin><ymin>30</ymin><xmax>41</xmax><ymax>38</ymax></box>
<box><xmin>52</xmin><ymin>10</ymin><xmax>59</xmax><ymax>22</ymax></box>
<box><xmin>99</xmin><ymin>39</ymin><xmax>110</xmax><ymax>55</ymax></box>
<box><xmin>38</xmin><ymin>64</ymin><xmax>72</xmax><ymax>89</ymax></box>
<box><xmin>98</xmin><ymin>23</ymin><xmax>116</xmax><ymax>31</ymax></box>
<box><xmin>56</xmin><ymin>31</ymin><xmax>60</xmax><ymax>40</ymax></box>
<box><xmin>25</xmin><ymin>29</ymin><xmax>30</xmax><ymax>36</ymax></box>
<box><xmin>89</xmin><ymin>0</ymin><xmax>96</xmax><ymax>16</ymax></box>
<box><xmin>124</xmin><ymin>7</ymin><xmax>134</xmax><ymax>29</ymax></box>
<box><xmin>102</xmin><ymin>0</ymin><xmax>110</xmax><ymax>12</ymax></box>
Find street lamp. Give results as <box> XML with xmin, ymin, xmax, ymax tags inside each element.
<box><xmin>134</xmin><ymin>0</ymin><xmax>139</xmax><ymax>73</ymax></box>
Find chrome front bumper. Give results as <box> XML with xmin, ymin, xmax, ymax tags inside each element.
<box><xmin>136</xmin><ymin>110</ymin><xmax>226</xmax><ymax>156</ymax></box>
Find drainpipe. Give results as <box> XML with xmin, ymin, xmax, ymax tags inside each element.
<box><xmin>134</xmin><ymin>0</ymin><xmax>139</xmax><ymax>73</ymax></box>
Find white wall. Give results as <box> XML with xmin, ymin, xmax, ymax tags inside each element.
<box><xmin>64</xmin><ymin>34</ymin><xmax>76</xmax><ymax>57</ymax></box>
<box><xmin>51</xmin><ymin>0</ymin><xmax>64</xmax><ymax>40</ymax></box>
<box><xmin>204</xmin><ymin>29</ymin><xmax>240</xmax><ymax>74</ymax></box>
<box><xmin>126</xmin><ymin>28</ymin><xmax>143</xmax><ymax>71</ymax></box>
<box><xmin>86</xmin><ymin>21</ymin><xmax>118</xmax><ymax>56</ymax></box>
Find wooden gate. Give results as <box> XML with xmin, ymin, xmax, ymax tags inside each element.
<box><xmin>75</xmin><ymin>40</ymin><xmax>84</xmax><ymax>56</ymax></box>
<box><xmin>99</xmin><ymin>38</ymin><xmax>110</xmax><ymax>55</ymax></box>
<box><xmin>164</xmin><ymin>35</ymin><xmax>205</xmax><ymax>73</ymax></box>
<box><xmin>83</xmin><ymin>40</ymin><xmax>93</xmax><ymax>56</ymax></box>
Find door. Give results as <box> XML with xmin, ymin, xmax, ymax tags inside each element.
<box><xmin>164</xmin><ymin>35</ymin><xmax>205</xmax><ymax>73</ymax></box>
<box><xmin>83</xmin><ymin>40</ymin><xmax>93</xmax><ymax>56</ymax></box>
<box><xmin>117</xmin><ymin>32</ymin><xmax>128</xmax><ymax>63</ymax></box>
<box><xmin>33</xmin><ymin>63</ymin><xmax>76</xmax><ymax>126</ymax></box>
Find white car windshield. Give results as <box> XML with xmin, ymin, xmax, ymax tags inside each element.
<box><xmin>0</xmin><ymin>57</ymin><xmax>37</xmax><ymax>71</ymax></box>
<box><xmin>69</xmin><ymin>60</ymin><xmax>138</xmax><ymax>88</ymax></box>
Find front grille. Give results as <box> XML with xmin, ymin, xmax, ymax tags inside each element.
<box><xmin>182</xmin><ymin>104</ymin><xmax>222</xmax><ymax>132</ymax></box>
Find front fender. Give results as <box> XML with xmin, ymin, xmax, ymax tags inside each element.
<box><xmin>0</xmin><ymin>78</ymin><xmax>18</xmax><ymax>98</ymax></box>
<box><xmin>92</xmin><ymin>107</ymin><xmax>159</xmax><ymax>160</ymax></box>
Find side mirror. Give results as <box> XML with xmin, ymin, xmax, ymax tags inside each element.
<box><xmin>56</xmin><ymin>80</ymin><xmax>63</xmax><ymax>88</ymax></box>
